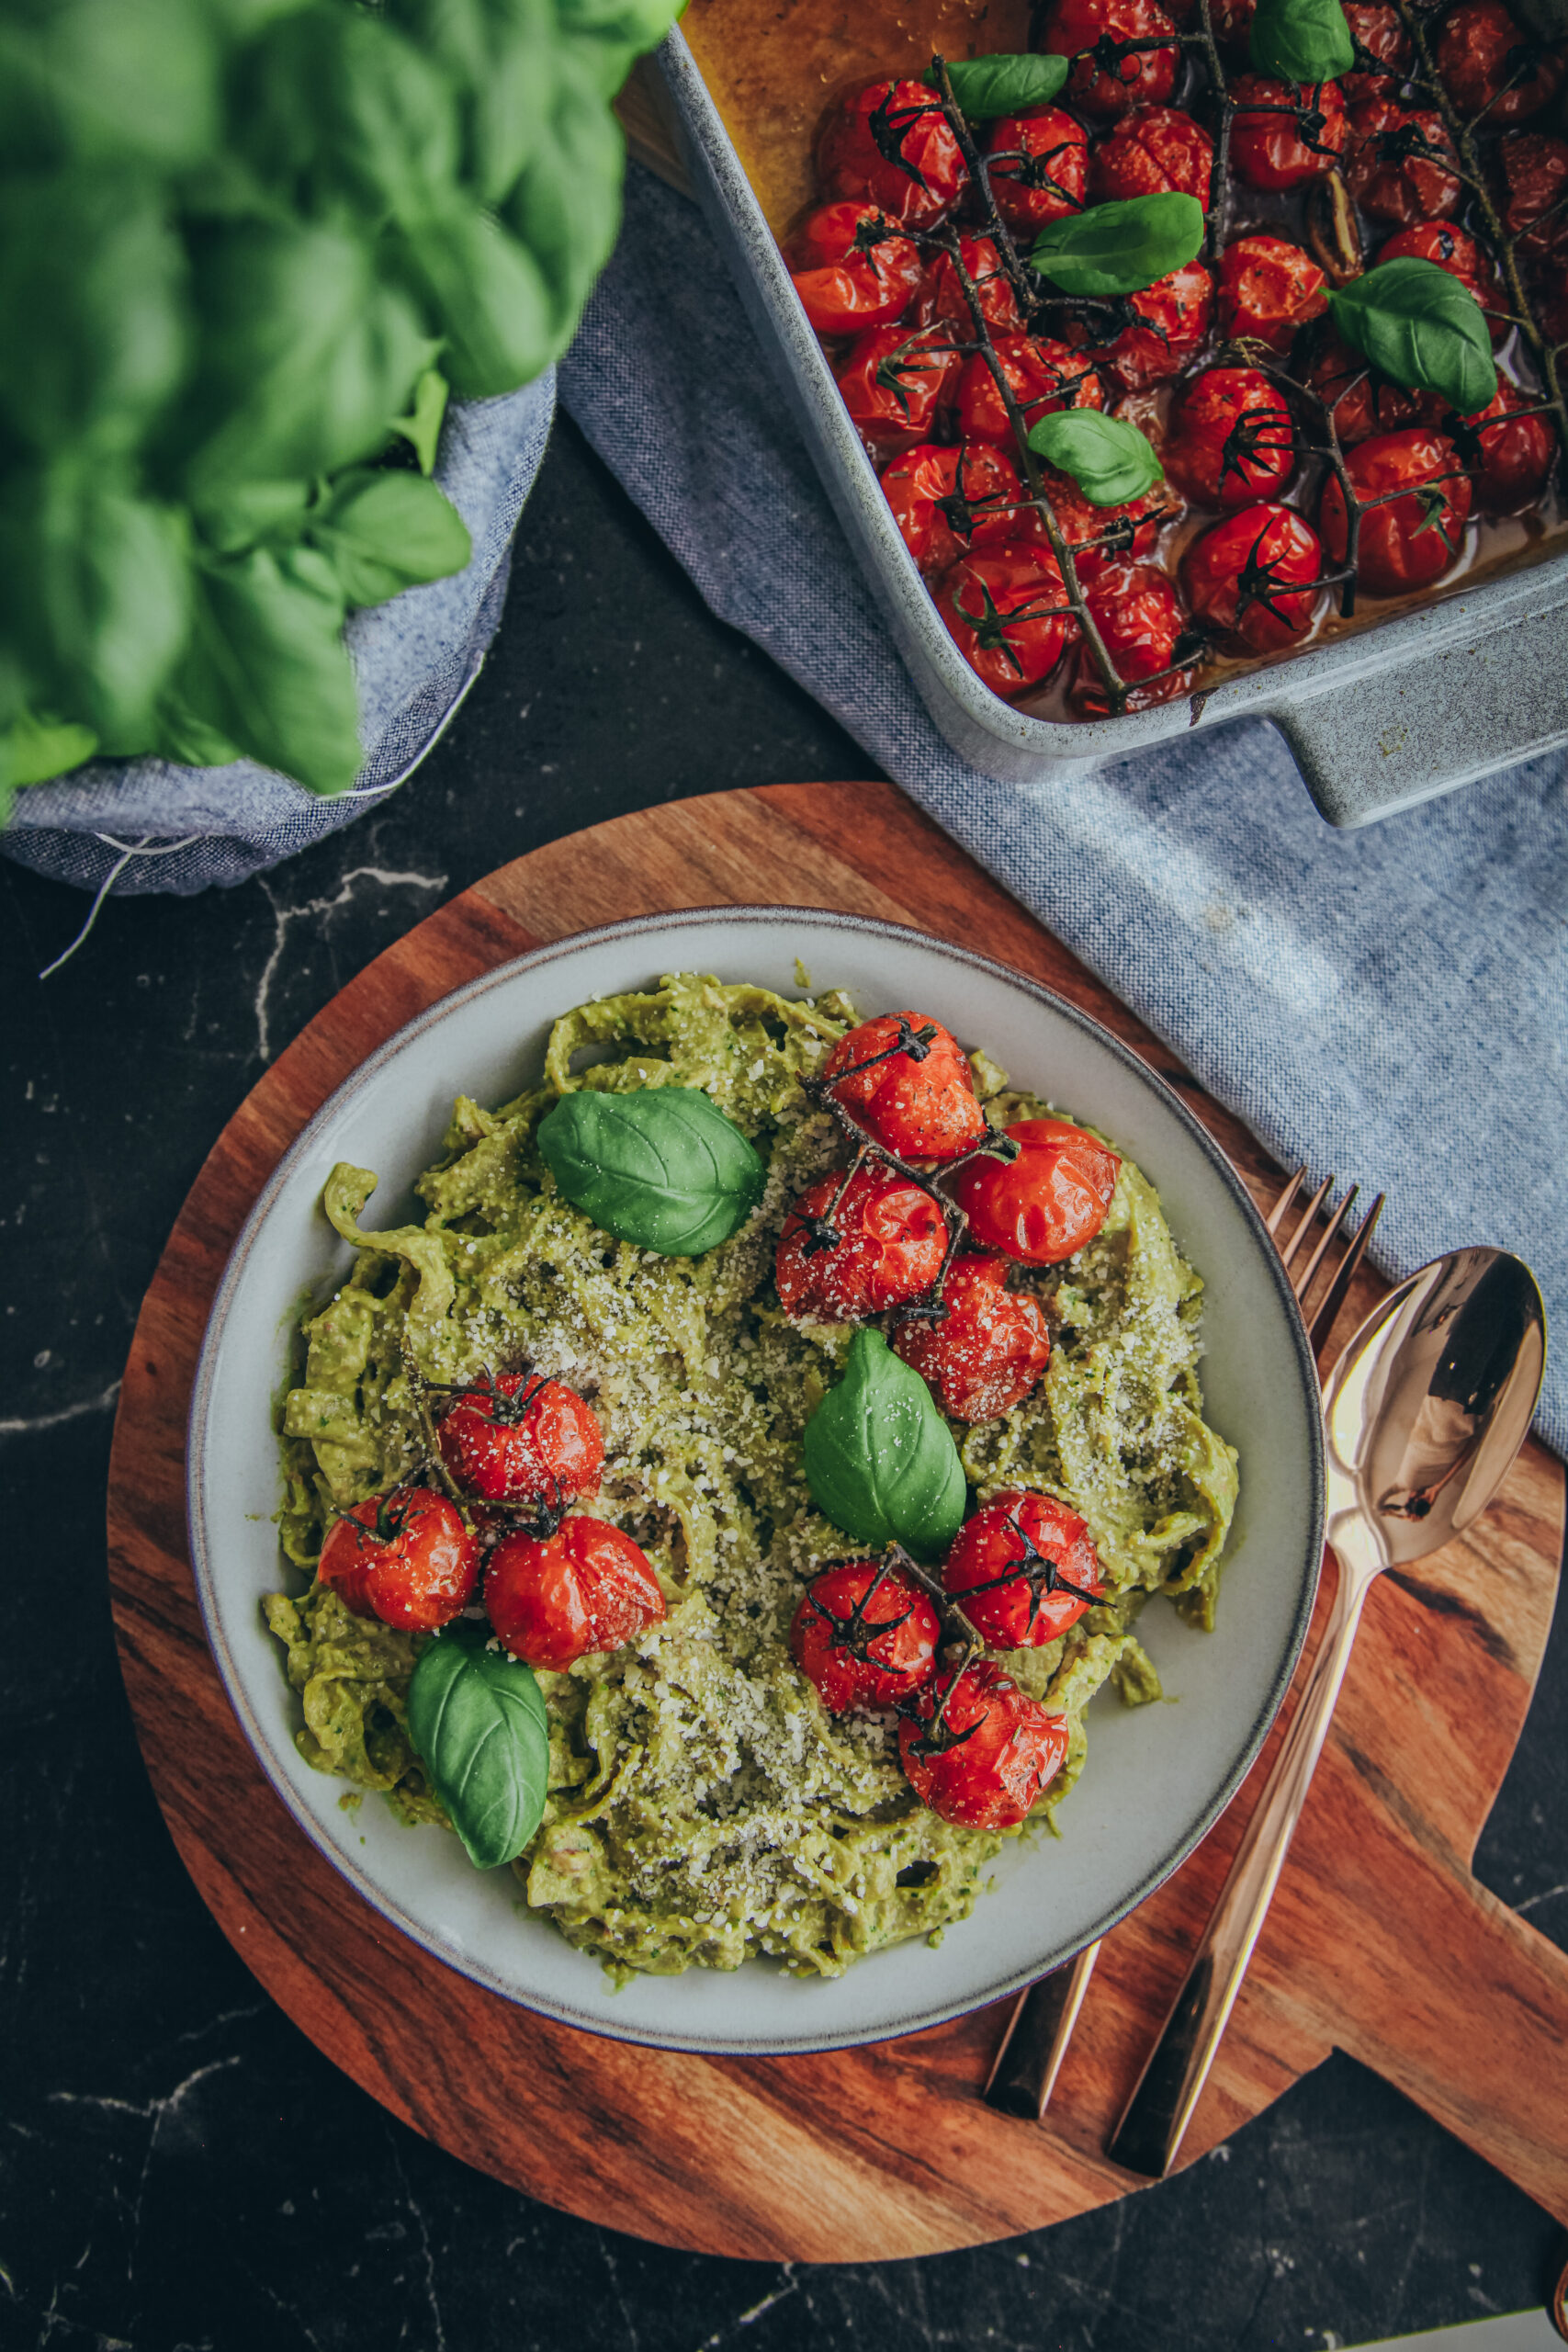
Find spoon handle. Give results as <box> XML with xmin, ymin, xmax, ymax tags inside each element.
<box><xmin>1108</xmin><ymin>1544</ymin><xmax>1375</xmax><ymax>2177</ymax></box>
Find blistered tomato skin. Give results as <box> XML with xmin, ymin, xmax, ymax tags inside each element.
<box><xmin>1450</xmin><ymin>379</ymin><xmax>1556</xmax><ymax>513</ymax></box>
<box><xmin>776</xmin><ymin>1162</ymin><xmax>948</xmax><ymax>1320</ymax></box>
<box><xmin>1215</xmin><ymin>234</ymin><xmax>1328</xmax><ymax>352</ymax></box>
<box><xmin>820</xmin><ymin>1011</ymin><xmax>988</xmax><ymax>1158</ymax></box>
<box><xmin>952</xmin><ymin>1115</ymin><xmax>1121</xmax><ymax>1261</ymax></box>
<box><xmin>1092</xmin><ymin>262</ymin><xmax>1214</xmax><ymax>390</ymax></box>
<box><xmin>1039</xmin><ymin>0</ymin><xmax>1180</xmax><ymax>118</ymax></box>
<box><xmin>1320</xmin><ymin>427</ymin><xmax>1473</xmax><ymax>594</ymax></box>
<box><xmin>1070</xmin><ymin>561</ymin><xmax>1200</xmax><ymax>713</ymax></box>
<box><xmin>836</xmin><ymin>325</ymin><xmax>963</xmax><ymax>454</ymax></box>
<box><xmin>882</xmin><ymin>441</ymin><xmax>1025</xmax><ymax>572</ymax></box>
<box><xmin>1229</xmin><ymin>75</ymin><xmax>1348</xmax><ymax>191</ymax></box>
<box><xmin>938</xmin><ymin>546</ymin><xmax>1073</xmax><ymax>695</ymax></box>
<box><xmin>1089</xmin><ymin>105</ymin><xmax>1213</xmax><ymax>206</ymax></box>
<box><xmin>1305</xmin><ymin>330</ymin><xmax>1436</xmax><ymax>446</ymax></box>
<box><xmin>893</xmin><ymin>1254</ymin><xmax>1052</xmax><ymax>1421</ymax></box>
<box><xmin>1166</xmin><ymin>367</ymin><xmax>1296</xmax><ymax>505</ymax></box>
<box><xmin>319</xmin><ymin>1487</ymin><xmax>479</xmax><ymax>1633</ymax></box>
<box><xmin>1345</xmin><ymin>99</ymin><xmax>1462</xmax><ymax>224</ymax></box>
<box><xmin>1437</xmin><ymin>0</ymin><xmax>1564</xmax><ymax>122</ymax></box>
<box><xmin>1376</xmin><ymin>223</ymin><xmax>1508</xmax><ymax>346</ymax></box>
<box><xmin>437</xmin><ymin>1372</ymin><xmax>604</xmax><ymax>1511</ymax></box>
<box><xmin>986</xmin><ymin>107</ymin><xmax>1090</xmax><ymax>232</ymax></box>
<box><xmin>1341</xmin><ymin>0</ymin><xmax>1413</xmax><ymax>97</ymax></box>
<box><xmin>1183</xmin><ymin>503</ymin><xmax>1325</xmax><ymax>651</ymax></box>
<box><xmin>942</xmin><ymin>1489</ymin><xmax>1104</xmax><ymax>1645</ymax></box>
<box><xmin>900</xmin><ymin>1660</ymin><xmax>1070</xmax><ymax>1829</ymax></box>
<box><xmin>790</xmin><ymin>1561</ymin><xmax>942</xmax><ymax>1713</ymax></box>
<box><xmin>1032</xmin><ymin>465</ymin><xmax>1180</xmax><ymax>574</ymax></box>
<box><xmin>786</xmin><ymin>203</ymin><xmax>926</xmax><ymax>335</ymax></box>
<box><xmin>956</xmin><ymin>335</ymin><xmax>1104</xmax><ymax>443</ymax></box>
<box><xmin>921</xmin><ymin>235</ymin><xmax>1023</xmax><ymax>333</ymax></box>
<box><xmin>485</xmin><ymin>1517</ymin><xmax>665</xmax><ymax>1672</ymax></box>
<box><xmin>1498</xmin><ymin>132</ymin><xmax>1568</xmax><ymax>263</ymax></box>
<box><xmin>818</xmin><ymin>79</ymin><xmax>969</xmax><ymax>224</ymax></box>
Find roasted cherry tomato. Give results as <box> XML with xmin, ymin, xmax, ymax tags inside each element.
<box><xmin>920</xmin><ymin>234</ymin><xmax>1023</xmax><ymax>333</ymax></box>
<box><xmin>1437</xmin><ymin>0</ymin><xmax>1563</xmax><ymax>121</ymax></box>
<box><xmin>1344</xmin><ymin>99</ymin><xmax>1462</xmax><ymax>224</ymax></box>
<box><xmin>1039</xmin><ymin>0</ymin><xmax>1181</xmax><ymax>117</ymax></box>
<box><xmin>955</xmin><ymin>334</ymin><xmax>1104</xmax><ymax>443</ymax></box>
<box><xmin>938</xmin><ymin>545</ymin><xmax>1074</xmax><ymax>696</ymax></box>
<box><xmin>1166</xmin><ymin>366</ymin><xmax>1296</xmax><ymax>505</ymax></box>
<box><xmin>1089</xmin><ymin>104</ymin><xmax>1214</xmax><ymax>205</ymax></box>
<box><xmin>951</xmin><ymin>1115</ymin><xmax>1120</xmax><ymax>1261</ymax></box>
<box><xmin>485</xmin><ymin>1515</ymin><xmax>665</xmax><ymax>1671</ymax></box>
<box><xmin>775</xmin><ymin>1162</ymin><xmax>948</xmax><ymax>1319</ymax></box>
<box><xmin>893</xmin><ymin>1254</ymin><xmax>1052</xmax><ymax>1421</ymax></box>
<box><xmin>1377</xmin><ymin>223</ymin><xmax>1508</xmax><ymax>346</ymax></box>
<box><xmin>1540</xmin><ymin>262</ymin><xmax>1568</xmax><ymax>345</ymax></box>
<box><xmin>835</xmin><ymin>325</ymin><xmax>963</xmax><ymax>456</ymax></box>
<box><xmin>1448</xmin><ymin>379</ymin><xmax>1556</xmax><ymax>513</ymax></box>
<box><xmin>1215</xmin><ymin>234</ymin><xmax>1328</xmax><ymax>353</ymax></box>
<box><xmin>436</xmin><ymin>1371</ymin><xmax>604</xmax><ymax>1511</ymax></box>
<box><xmin>1497</xmin><ymin>131</ymin><xmax>1568</xmax><ymax>263</ymax></box>
<box><xmin>1210</xmin><ymin>0</ymin><xmax>1257</xmax><ymax>48</ymax></box>
<box><xmin>1320</xmin><ymin>427</ymin><xmax>1473</xmax><ymax>594</ymax></box>
<box><xmin>882</xmin><ymin>441</ymin><xmax>1026</xmax><ymax>573</ymax></box>
<box><xmin>319</xmin><ymin>1486</ymin><xmax>479</xmax><ymax>1633</ymax></box>
<box><xmin>1341</xmin><ymin>1</ymin><xmax>1413</xmax><ymax>98</ymax></box>
<box><xmin>942</xmin><ymin>1488</ymin><xmax>1104</xmax><ymax>1645</ymax></box>
<box><xmin>790</xmin><ymin>1558</ymin><xmax>942</xmax><ymax>1712</ymax></box>
<box><xmin>986</xmin><ymin>106</ymin><xmax>1090</xmax><ymax>232</ymax></box>
<box><xmin>1303</xmin><ymin>327</ymin><xmax>1435</xmax><ymax>446</ymax></box>
<box><xmin>1033</xmin><ymin>463</ymin><xmax>1180</xmax><ymax>575</ymax></box>
<box><xmin>818</xmin><ymin>79</ymin><xmax>969</xmax><ymax>225</ymax></box>
<box><xmin>1090</xmin><ymin>262</ymin><xmax>1213</xmax><ymax>390</ymax></box>
<box><xmin>1229</xmin><ymin>74</ymin><xmax>1347</xmax><ymax>191</ymax></box>
<box><xmin>820</xmin><ymin>1009</ymin><xmax>987</xmax><ymax>1158</ymax></box>
<box><xmin>1182</xmin><ymin>503</ymin><xmax>1326</xmax><ymax>652</ymax></box>
<box><xmin>1069</xmin><ymin>561</ymin><xmax>1201</xmax><ymax>713</ymax></box>
<box><xmin>786</xmin><ymin>202</ymin><xmax>926</xmax><ymax>335</ymax></box>
<box><xmin>899</xmin><ymin>1660</ymin><xmax>1070</xmax><ymax>1828</ymax></box>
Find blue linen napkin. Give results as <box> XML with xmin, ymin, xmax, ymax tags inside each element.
<box><xmin>559</xmin><ymin>164</ymin><xmax>1568</xmax><ymax>1453</ymax></box>
<box><xmin>1</xmin><ymin>371</ymin><xmax>556</xmax><ymax>899</ymax></box>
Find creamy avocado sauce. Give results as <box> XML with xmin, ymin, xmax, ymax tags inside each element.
<box><xmin>265</xmin><ymin>973</ymin><xmax>1238</xmax><ymax>1982</ymax></box>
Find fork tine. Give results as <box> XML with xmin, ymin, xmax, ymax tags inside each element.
<box><xmin>1292</xmin><ymin>1183</ymin><xmax>1359</xmax><ymax>1306</ymax></box>
<box><xmin>1306</xmin><ymin>1193</ymin><xmax>1384</xmax><ymax>1353</ymax></box>
<box><xmin>1280</xmin><ymin>1173</ymin><xmax>1337</xmax><ymax>1283</ymax></box>
<box><xmin>1264</xmin><ymin>1167</ymin><xmax>1308</xmax><ymax>1238</ymax></box>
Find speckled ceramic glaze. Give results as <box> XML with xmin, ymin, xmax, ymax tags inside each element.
<box><xmin>656</xmin><ymin>31</ymin><xmax>1568</xmax><ymax>830</ymax></box>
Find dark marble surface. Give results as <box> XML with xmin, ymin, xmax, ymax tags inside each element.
<box><xmin>3</xmin><ymin>415</ymin><xmax>1565</xmax><ymax>2352</ymax></box>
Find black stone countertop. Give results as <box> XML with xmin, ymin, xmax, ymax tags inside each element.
<box><xmin>4</xmin><ymin>417</ymin><xmax>1565</xmax><ymax>2352</ymax></box>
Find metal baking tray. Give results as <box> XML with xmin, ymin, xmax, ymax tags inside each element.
<box><xmin>654</xmin><ymin>27</ymin><xmax>1568</xmax><ymax>827</ymax></box>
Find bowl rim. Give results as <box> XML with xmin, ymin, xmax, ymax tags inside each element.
<box><xmin>186</xmin><ymin>902</ymin><xmax>1326</xmax><ymax>2053</ymax></box>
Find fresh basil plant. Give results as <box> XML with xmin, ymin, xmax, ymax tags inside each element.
<box><xmin>537</xmin><ymin>1085</ymin><xmax>767</xmax><ymax>1256</ymax></box>
<box><xmin>1248</xmin><ymin>0</ymin><xmax>1355</xmax><ymax>85</ymax></box>
<box><xmin>1030</xmin><ymin>195</ymin><xmax>1206</xmax><ymax>298</ymax></box>
<box><xmin>804</xmin><ymin>1328</ymin><xmax>968</xmax><ymax>1560</ymax></box>
<box><xmin>407</xmin><ymin>1621</ymin><xmax>550</xmax><ymax>1871</ymax></box>
<box><xmin>1327</xmin><ymin>259</ymin><xmax>1497</xmax><ymax>418</ymax></box>
<box><xmin>1029</xmin><ymin>412</ymin><xmax>1166</xmax><ymax>505</ymax></box>
<box><xmin>927</xmin><ymin>53</ymin><xmax>1070</xmax><ymax>118</ymax></box>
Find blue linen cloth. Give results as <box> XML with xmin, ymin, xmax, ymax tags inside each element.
<box><xmin>559</xmin><ymin>164</ymin><xmax>1568</xmax><ymax>1453</ymax></box>
<box><xmin>0</xmin><ymin>370</ymin><xmax>557</xmax><ymax>899</ymax></box>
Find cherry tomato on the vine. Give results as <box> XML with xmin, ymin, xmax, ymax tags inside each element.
<box><xmin>485</xmin><ymin>1516</ymin><xmax>665</xmax><ymax>1671</ymax></box>
<box><xmin>1320</xmin><ymin>427</ymin><xmax>1473</xmax><ymax>594</ymax></box>
<box><xmin>942</xmin><ymin>1488</ymin><xmax>1104</xmax><ymax>1646</ymax></box>
<box><xmin>818</xmin><ymin>79</ymin><xmax>969</xmax><ymax>225</ymax></box>
<box><xmin>836</xmin><ymin>324</ymin><xmax>963</xmax><ymax>456</ymax></box>
<box><xmin>1303</xmin><ymin>328</ymin><xmax>1436</xmax><ymax>447</ymax></box>
<box><xmin>1437</xmin><ymin>0</ymin><xmax>1564</xmax><ymax>123</ymax></box>
<box><xmin>820</xmin><ymin>1010</ymin><xmax>987</xmax><ymax>1158</ymax></box>
<box><xmin>1033</xmin><ymin>463</ymin><xmax>1180</xmax><ymax>575</ymax></box>
<box><xmin>436</xmin><ymin>1371</ymin><xmax>604</xmax><ymax>1511</ymax></box>
<box><xmin>786</xmin><ymin>202</ymin><xmax>926</xmax><ymax>336</ymax></box>
<box><xmin>1038</xmin><ymin>0</ymin><xmax>1181</xmax><ymax>118</ymax></box>
<box><xmin>1229</xmin><ymin>75</ymin><xmax>1348</xmax><ymax>192</ymax></box>
<box><xmin>955</xmin><ymin>334</ymin><xmax>1104</xmax><ymax>443</ymax></box>
<box><xmin>892</xmin><ymin>1254</ymin><xmax>1052</xmax><ymax>1421</ymax></box>
<box><xmin>1182</xmin><ymin>503</ymin><xmax>1326</xmax><ymax>652</ymax></box>
<box><xmin>1376</xmin><ymin>223</ymin><xmax>1509</xmax><ymax>346</ymax></box>
<box><xmin>1165</xmin><ymin>366</ymin><xmax>1296</xmax><ymax>505</ymax></box>
<box><xmin>951</xmin><ymin>1115</ymin><xmax>1120</xmax><ymax>1261</ymax></box>
<box><xmin>1497</xmin><ymin>131</ymin><xmax>1568</xmax><ymax>263</ymax></box>
<box><xmin>319</xmin><ymin>1486</ymin><xmax>479</xmax><ymax>1633</ymax></box>
<box><xmin>920</xmin><ymin>234</ymin><xmax>1024</xmax><ymax>334</ymax></box>
<box><xmin>1091</xmin><ymin>262</ymin><xmax>1214</xmax><ymax>390</ymax></box>
<box><xmin>1069</xmin><ymin>561</ymin><xmax>1201</xmax><ymax>713</ymax></box>
<box><xmin>775</xmin><ymin>1162</ymin><xmax>948</xmax><ymax>1320</ymax></box>
<box><xmin>1210</xmin><ymin>0</ymin><xmax>1257</xmax><ymax>47</ymax></box>
<box><xmin>1214</xmin><ymin>234</ymin><xmax>1327</xmax><ymax>353</ymax></box>
<box><xmin>985</xmin><ymin>107</ymin><xmax>1090</xmax><ymax>232</ymax></box>
<box><xmin>1341</xmin><ymin>1</ymin><xmax>1414</xmax><ymax>98</ymax></box>
<box><xmin>1344</xmin><ymin>99</ymin><xmax>1462</xmax><ymax>225</ymax></box>
<box><xmin>1089</xmin><ymin>104</ymin><xmax>1214</xmax><ymax>205</ymax></box>
<box><xmin>882</xmin><ymin>441</ymin><xmax>1027</xmax><ymax>573</ymax></box>
<box><xmin>1448</xmin><ymin>379</ymin><xmax>1556</xmax><ymax>513</ymax></box>
<box><xmin>899</xmin><ymin>1660</ymin><xmax>1070</xmax><ymax>1828</ymax></box>
<box><xmin>937</xmin><ymin>545</ymin><xmax>1074</xmax><ymax>696</ymax></box>
<box><xmin>790</xmin><ymin>1559</ymin><xmax>941</xmax><ymax>1712</ymax></box>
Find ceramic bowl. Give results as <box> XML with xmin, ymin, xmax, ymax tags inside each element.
<box><xmin>188</xmin><ymin>908</ymin><xmax>1324</xmax><ymax>2054</ymax></box>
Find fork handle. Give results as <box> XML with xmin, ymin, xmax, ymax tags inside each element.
<box><xmin>984</xmin><ymin>1940</ymin><xmax>1101</xmax><ymax>2119</ymax></box>
<box><xmin>1109</xmin><ymin>1539</ymin><xmax>1374</xmax><ymax>2177</ymax></box>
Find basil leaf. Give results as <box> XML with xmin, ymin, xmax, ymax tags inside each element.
<box><xmin>389</xmin><ymin>367</ymin><xmax>450</xmax><ymax>477</ymax></box>
<box><xmin>1030</xmin><ymin>194</ymin><xmax>1205</xmax><ymax>297</ymax></box>
<box><xmin>1248</xmin><ymin>0</ymin><xmax>1354</xmax><ymax>83</ymax></box>
<box><xmin>502</xmin><ymin>46</ymin><xmax>627</xmax><ymax>356</ymax></box>
<box><xmin>407</xmin><ymin>1621</ymin><xmax>548</xmax><ymax>1871</ymax></box>
<box><xmin>804</xmin><ymin>1328</ymin><xmax>967</xmax><ymax>1562</ymax></box>
<box><xmin>386</xmin><ymin>0</ymin><xmax>552</xmax><ymax>207</ymax></box>
<box><xmin>392</xmin><ymin>206</ymin><xmax>556</xmax><ymax>400</ymax></box>
<box><xmin>926</xmin><ymin>53</ymin><xmax>1070</xmax><ymax>118</ymax></box>
<box><xmin>0</xmin><ymin>0</ymin><xmax>221</xmax><ymax>173</ymax></box>
<box><xmin>0</xmin><ymin>710</ymin><xmax>98</xmax><ymax>823</ymax></box>
<box><xmin>175</xmin><ymin>543</ymin><xmax>363</xmax><ymax>796</ymax></box>
<box><xmin>309</xmin><ymin>469</ymin><xmax>473</xmax><ymax>608</ymax></box>
<box><xmin>1029</xmin><ymin>411</ymin><xmax>1165</xmax><ymax>504</ymax></box>
<box><xmin>1327</xmin><ymin>258</ymin><xmax>1497</xmax><ymax>416</ymax></box>
<box><xmin>536</xmin><ymin>1086</ymin><xmax>766</xmax><ymax>1256</ymax></box>
<box><xmin>234</xmin><ymin>8</ymin><xmax>460</xmax><ymax>227</ymax></box>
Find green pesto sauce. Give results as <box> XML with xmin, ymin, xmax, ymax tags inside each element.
<box><xmin>264</xmin><ymin>973</ymin><xmax>1238</xmax><ymax>1983</ymax></box>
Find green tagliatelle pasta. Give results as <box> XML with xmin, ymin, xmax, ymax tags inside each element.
<box><xmin>265</xmin><ymin>972</ymin><xmax>1238</xmax><ymax>1982</ymax></box>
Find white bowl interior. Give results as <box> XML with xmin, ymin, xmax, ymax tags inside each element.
<box><xmin>189</xmin><ymin>909</ymin><xmax>1322</xmax><ymax>2053</ymax></box>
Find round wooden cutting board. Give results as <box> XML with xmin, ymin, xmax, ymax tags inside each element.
<box><xmin>106</xmin><ymin>782</ymin><xmax>1568</xmax><ymax>2259</ymax></box>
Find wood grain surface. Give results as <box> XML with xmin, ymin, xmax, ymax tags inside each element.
<box><xmin>106</xmin><ymin>782</ymin><xmax>1568</xmax><ymax>2260</ymax></box>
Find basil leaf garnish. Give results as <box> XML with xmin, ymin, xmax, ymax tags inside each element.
<box><xmin>927</xmin><ymin>53</ymin><xmax>1070</xmax><ymax>118</ymax></box>
<box><xmin>1029</xmin><ymin>411</ymin><xmax>1165</xmax><ymax>505</ymax></box>
<box><xmin>536</xmin><ymin>1085</ymin><xmax>765</xmax><ymax>1257</ymax></box>
<box><xmin>407</xmin><ymin>1622</ymin><xmax>549</xmax><ymax>1871</ymax></box>
<box><xmin>1326</xmin><ymin>259</ymin><xmax>1497</xmax><ymax>417</ymax></box>
<box><xmin>804</xmin><ymin>1328</ymin><xmax>967</xmax><ymax>1561</ymax></box>
<box><xmin>1030</xmin><ymin>195</ymin><xmax>1205</xmax><ymax>297</ymax></box>
<box><xmin>1248</xmin><ymin>0</ymin><xmax>1354</xmax><ymax>84</ymax></box>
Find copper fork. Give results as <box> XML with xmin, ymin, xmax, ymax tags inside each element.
<box><xmin>982</xmin><ymin>1167</ymin><xmax>1384</xmax><ymax>2122</ymax></box>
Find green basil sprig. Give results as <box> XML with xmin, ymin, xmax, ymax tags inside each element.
<box><xmin>407</xmin><ymin>1622</ymin><xmax>549</xmax><ymax>1871</ymax></box>
<box><xmin>1029</xmin><ymin>411</ymin><xmax>1165</xmax><ymax>505</ymax></box>
<box><xmin>1326</xmin><ymin>259</ymin><xmax>1497</xmax><ymax>418</ymax></box>
<box><xmin>536</xmin><ymin>1085</ymin><xmax>765</xmax><ymax>1256</ymax></box>
<box><xmin>804</xmin><ymin>1328</ymin><xmax>967</xmax><ymax>1560</ymax></box>
<box><xmin>1248</xmin><ymin>0</ymin><xmax>1354</xmax><ymax>84</ymax></box>
<box><xmin>926</xmin><ymin>53</ymin><xmax>1070</xmax><ymax>118</ymax></box>
<box><xmin>1030</xmin><ymin>195</ymin><xmax>1205</xmax><ymax>297</ymax></box>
